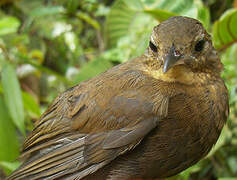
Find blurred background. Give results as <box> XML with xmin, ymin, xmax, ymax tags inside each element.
<box><xmin>0</xmin><ymin>0</ymin><xmax>236</xmax><ymax>179</ymax></box>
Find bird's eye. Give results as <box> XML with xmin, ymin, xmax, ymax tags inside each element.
<box><xmin>195</xmin><ymin>39</ymin><xmax>205</xmax><ymax>52</ymax></box>
<box><xmin>149</xmin><ymin>41</ymin><xmax>158</xmax><ymax>53</ymax></box>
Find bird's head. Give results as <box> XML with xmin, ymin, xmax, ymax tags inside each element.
<box><xmin>147</xmin><ymin>16</ymin><xmax>222</xmax><ymax>74</ymax></box>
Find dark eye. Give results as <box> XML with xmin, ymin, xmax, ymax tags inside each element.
<box><xmin>195</xmin><ymin>39</ymin><xmax>205</xmax><ymax>52</ymax></box>
<box><xmin>149</xmin><ymin>41</ymin><xmax>157</xmax><ymax>52</ymax></box>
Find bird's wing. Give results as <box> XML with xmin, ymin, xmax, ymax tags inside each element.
<box><xmin>8</xmin><ymin>70</ymin><xmax>169</xmax><ymax>180</ymax></box>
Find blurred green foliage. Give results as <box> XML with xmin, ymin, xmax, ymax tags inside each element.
<box><xmin>0</xmin><ymin>0</ymin><xmax>236</xmax><ymax>179</ymax></box>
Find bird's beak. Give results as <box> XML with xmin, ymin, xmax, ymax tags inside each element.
<box><xmin>163</xmin><ymin>44</ymin><xmax>182</xmax><ymax>73</ymax></box>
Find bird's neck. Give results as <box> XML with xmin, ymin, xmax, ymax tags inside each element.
<box><xmin>141</xmin><ymin>63</ymin><xmax>213</xmax><ymax>86</ymax></box>
<box><xmin>139</xmin><ymin>55</ymin><xmax>221</xmax><ymax>85</ymax></box>
<box><xmin>148</xmin><ymin>65</ymin><xmax>204</xmax><ymax>85</ymax></box>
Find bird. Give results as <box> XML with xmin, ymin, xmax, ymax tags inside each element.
<box><xmin>8</xmin><ymin>16</ymin><xmax>229</xmax><ymax>180</ymax></box>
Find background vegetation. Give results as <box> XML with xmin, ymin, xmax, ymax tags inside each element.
<box><xmin>0</xmin><ymin>0</ymin><xmax>236</xmax><ymax>179</ymax></box>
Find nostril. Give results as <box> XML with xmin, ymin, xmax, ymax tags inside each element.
<box><xmin>174</xmin><ymin>50</ymin><xmax>181</xmax><ymax>57</ymax></box>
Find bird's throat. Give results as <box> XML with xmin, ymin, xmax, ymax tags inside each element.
<box><xmin>144</xmin><ymin>65</ymin><xmax>205</xmax><ymax>85</ymax></box>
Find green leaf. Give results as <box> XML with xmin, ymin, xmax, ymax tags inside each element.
<box><xmin>196</xmin><ymin>0</ymin><xmax>210</xmax><ymax>30</ymax></box>
<box><xmin>155</xmin><ymin>0</ymin><xmax>198</xmax><ymax>17</ymax></box>
<box><xmin>76</xmin><ymin>12</ymin><xmax>101</xmax><ymax>30</ymax></box>
<box><xmin>144</xmin><ymin>9</ymin><xmax>177</xmax><ymax>22</ymax></box>
<box><xmin>221</xmin><ymin>44</ymin><xmax>237</xmax><ymax>96</ymax></box>
<box><xmin>74</xmin><ymin>58</ymin><xmax>113</xmax><ymax>83</ymax></box>
<box><xmin>105</xmin><ymin>0</ymin><xmax>156</xmax><ymax>47</ymax></box>
<box><xmin>213</xmin><ymin>9</ymin><xmax>237</xmax><ymax>52</ymax></box>
<box><xmin>122</xmin><ymin>0</ymin><xmax>144</xmax><ymax>10</ymax></box>
<box><xmin>0</xmin><ymin>161</ymin><xmax>20</xmax><ymax>175</ymax></box>
<box><xmin>1</xmin><ymin>79</ymin><xmax>40</xmax><ymax>118</ymax></box>
<box><xmin>14</xmin><ymin>0</ymin><xmax>44</xmax><ymax>15</ymax></box>
<box><xmin>0</xmin><ymin>96</ymin><xmax>20</xmax><ymax>163</ymax></box>
<box><xmin>66</xmin><ymin>0</ymin><xmax>80</xmax><ymax>14</ymax></box>
<box><xmin>178</xmin><ymin>164</ymin><xmax>200</xmax><ymax>180</ymax></box>
<box><xmin>22</xmin><ymin>91</ymin><xmax>40</xmax><ymax>118</ymax></box>
<box><xmin>29</xmin><ymin>6</ymin><xmax>64</xmax><ymax>17</ymax></box>
<box><xmin>1</xmin><ymin>62</ymin><xmax>25</xmax><ymax>134</ymax></box>
<box><xmin>144</xmin><ymin>0</ymin><xmax>210</xmax><ymax>24</ymax></box>
<box><xmin>0</xmin><ymin>16</ymin><xmax>20</xmax><ymax>36</ymax></box>
<box><xmin>227</xmin><ymin>156</ymin><xmax>237</xmax><ymax>174</ymax></box>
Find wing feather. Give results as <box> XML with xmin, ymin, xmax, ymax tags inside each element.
<box><xmin>8</xmin><ymin>68</ymin><xmax>169</xmax><ymax>180</ymax></box>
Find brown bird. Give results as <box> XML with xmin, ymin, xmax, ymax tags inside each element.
<box><xmin>8</xmin><ymin>16</ymin><xmax>229</xmax><ymax>180</ymax></box>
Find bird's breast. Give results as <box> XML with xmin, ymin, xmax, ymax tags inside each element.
<box><xmin>133</xmin><ymin>87</ymin><xmax>226</xmax><ymax>178</ymax></box>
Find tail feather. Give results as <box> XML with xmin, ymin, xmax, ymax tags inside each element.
<box><xmin>7</xmin><ymin>134</ymin><xmax>89</xmax><ymax>180</ymax></box>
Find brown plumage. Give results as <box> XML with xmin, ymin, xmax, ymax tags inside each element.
<box><xmin>8</xmin><ymin>16</ymin><xmax>229</xmax><ymax>180</ymax></box>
